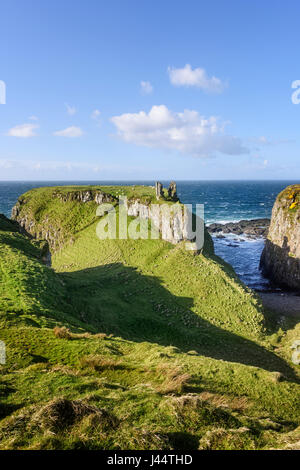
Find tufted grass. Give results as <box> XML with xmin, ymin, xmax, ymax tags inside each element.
<box><xmin>0</xmin><ymin>185</ymin><xmax>299</xmax><ymax>450</ymax></box>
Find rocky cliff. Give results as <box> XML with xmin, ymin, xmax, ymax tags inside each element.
<box><xmin>11</xmin><ymin>184</ymin><xmax>205</xmax><ymax>252</ymax></box>
<box><xmin>260</xmin><ymin>184</ymin><xmax>300</xmax><ymax>290</ymax></box>
<box><xmin>11</xmin><ymin>189</ymin><xmax>117</xmax><ymax>250</ymax></box>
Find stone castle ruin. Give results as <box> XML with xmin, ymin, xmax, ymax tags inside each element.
<box><xmin>155</xmin><ymin>181</ymin><xmax>178</xmax><ymax>201</ymax></box>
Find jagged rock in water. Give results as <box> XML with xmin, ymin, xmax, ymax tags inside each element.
<box><xmin>155</xmin><ymin>182</ymin><xmax>163</xmax><ymax>200</ymax></box>
<box><xmin>260</xmin><ymin>185</ymin><xmax>300</xmax><ymax>291</ymax></box>
<box><xmin>168</xmin><ymin>181</ymin><xmax>178</xmax><ymax>201</ymax></box>
<box><xmin>208</xmin><ymin>219</ymin><xmax>270</xmax><ymax>238</ymax></box>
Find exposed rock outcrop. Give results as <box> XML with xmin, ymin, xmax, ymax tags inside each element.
<box><xmin>155</xmin><ymin>181</ymin><xmax>178</xmax><ymax>201</ymax></box>
<box><xmin>208</xmin><ymin>219</ymin><xmax>270</xmax><ymax>238</ymax></box>
<box><xmin>12</xmin><ymin>190</ymin><xmax>117</xmax><ymax>216</ymax></box>
<box><xmin>52</xmin><ymin>190</ymin><xmax>117</xmax><ymax>205</ymax></box>
<box><xmin>168</xmin><ymin>181</ymin><xmax>178</xmax><ymax>201</ymax></box>
<box><xmin>155</xmin><ymin>182</ymin><xmax>163</xmax><ymax>200</ymax></box>
<box><xmin>126</xmin><ymin>199</ymin><xmax>189</xmax><ymax>245</ymax></box>
<box><xmin>0</xmin><ymin>212</ymin><xmax>51</xmax><ymax>266</ymax></box>
<box><xmin>260</xmin><ymin>185</ymin><xmax>300</xmax><ymax>291</ymax></box>
<box><xmin>11</xmin><ymin>185</ymin><xmax>204</xmax><ymax>252</ymax></box>
<box><xmin>11</xmin><ymin>190</ymin><xmax>117</xmax><ymax>250</ymax></box>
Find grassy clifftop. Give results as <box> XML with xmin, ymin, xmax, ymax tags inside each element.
<box><xmin>278</xmin><ymin>184</ymin><xmax>300</xmax><ymax>209</ymax></box>
<box><xmin>11</xmin><ymin>185</ymin><xmax>263</xmax><ymax>341</ymax></box>
<box><xmin>0</xmin><ymin>185</ymin><xmax>299</xmax><ymax>450</ymax></box>
<box><xmin>11</xmin><ymin>185</ymin><xmax>178</xmax><ymax>250</ymax></box>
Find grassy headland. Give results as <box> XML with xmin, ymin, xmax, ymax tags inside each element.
<box><xmin>0</xmin><ymin>185</ymin><xmax>299</xmax><ymax>450</ymax></box>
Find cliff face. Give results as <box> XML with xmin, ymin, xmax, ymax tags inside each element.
<box><xmin>126</xmin><ymin>199</ymin><xmax>192</xmax><ymax>246</ymax></box>
<box><xmin>11</xmin><ymin>189</ymin><xmax>117</xmax><ymax>250</ymax></box>
<box><xmin>11</xmin><ymin>185</ymin><xmax>206</xmax><ymax>252</ymax></box>
<box><xmin>260</xmin><ymin>185</ymin><xmax>300</xmax><ymax>290</ymax></box>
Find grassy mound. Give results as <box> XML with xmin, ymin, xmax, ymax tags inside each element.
<box><xmin>0</xmin><ymin>185</ymin><xmax>299</xmax><ymax>450</ymax></box>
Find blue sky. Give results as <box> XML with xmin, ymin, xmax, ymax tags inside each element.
<box><xmin>1</xmin><ymin>0</ymin><xmax>300</xmax><ymax>180</ymax></box>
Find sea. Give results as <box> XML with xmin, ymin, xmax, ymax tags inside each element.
<box><xmin>1</xmin><ymin>180</ymin><xmax>299</xmax><ymax>291</ymax></box>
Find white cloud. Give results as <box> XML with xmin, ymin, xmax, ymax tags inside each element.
<box><xmin>53</xmin><ymin>126</ymin><xmax>83</xmax><ymax>137</ymax></box>
<box><xmin>168</xmin><ymin>64</ymin><xmax>225</xmax><ymax>93</ymax></box>
<box><xmin>65</xmin><ymin>103</ymin><xmax>77</xmax><ymax>115</ymax></box>
<box><xmin>91</xmin><ymin>109</ymin><xmax>101</xmax><ymax>120</ymax></box>
<box><xmin>111</xmin><ymin>105</ymin><xmax>247</xmax><ymax>158</ymax></box>
<box><xmin>7</xmin><ymin>123</ymin><xmax>39</xmax><ymax>138</ymax></box>
<box><xmin>140</xmin><ymin>81</ymin><xmax>153</xmax><ymax>95</ymax></box>
<box><xmin>28</xmin><ymin>115</ymin><xmax>38</xmax><ymax>121</ymax></box>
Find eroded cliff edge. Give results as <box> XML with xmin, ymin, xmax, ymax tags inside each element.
<box><xmin>260</xmin><ymin>184</ymin><xmax>300</xmax><ymax>291</ymax></box>
<box><xmin>11</xmin><ymin>184</ymin><xmax>209</xmax><ymax>253</ymax></box>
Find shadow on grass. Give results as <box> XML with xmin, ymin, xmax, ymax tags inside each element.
<box><xmin>0</xmin><ymin>232</ymin><xmax>41</xmax><ymax>259</ymax></box>
<box><xmin>61</xmin><ymin>263</ymin><xmax>298</xmax><ymax>382</ymax></box>
<box><xmin>29</xmin><ymin>353</ymin><xmax>48</xmax><ymax>364</ymax></box>
<box><xmin>167</xmin><ymin>431</ymin><xmax>199</xmax><ymax>450</ymax></box>
<box><xmin>0</xmin><ymin>403</ymin><xmax>24</xmax><ymax>420</ymax></box>
<box><xmin>0</xmin><ymin>381</ymin><xmax>23</xmax><ymax>420</ymax></box>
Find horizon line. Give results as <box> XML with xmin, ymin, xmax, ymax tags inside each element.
<box><xmin>0</xmin><ymin>178</ymin><xmax>300</xmax><ymax>183</ymax></box>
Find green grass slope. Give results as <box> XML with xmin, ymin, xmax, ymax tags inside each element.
<box><xmin>0</xmin><ymin>186</ymin><xmax>299</xmax><ymax>450</ymax></box>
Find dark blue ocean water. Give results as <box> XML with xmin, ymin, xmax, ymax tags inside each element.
<box><xmin>0</xmin><ymin>180</ymin><xmax>299</xmax><ymax>290</ymax></box>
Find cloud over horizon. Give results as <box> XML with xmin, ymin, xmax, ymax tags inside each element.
<box><xmin>168</xmin><ymin>64</ymin><xmax>225</xmax><ymax>93</ymax></box>
<box><xmin>111</xmin><ymin>105</ymin><xmax>247</xmax><ymax>157</ymax></box>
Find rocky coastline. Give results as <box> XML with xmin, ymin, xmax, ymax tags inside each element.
<box><xmin>6</xmin><ymin>187</ymin><xmax>300</xmax><ymax>317</ymax></box>
<box><xmin>207</xmin><ymin>215</ymin><xmax>300</xmax><ymax>315</ymax></box>
<box><xmin>207</xmin><ymin>218</ymin><xmax>270</xmax><ymax>239</ymax></box>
